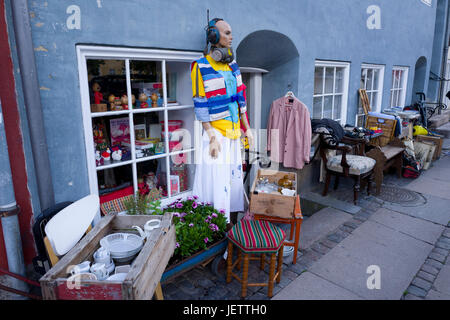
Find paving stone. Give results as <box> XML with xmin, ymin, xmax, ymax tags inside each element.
<box><xmin>404</xmin><ymin>294</ymin><xmax>423</xmax><ymax>300</ymax></box>
<box><xmin>343</xmin><ymin>221</ymin><xmax>359</xmax><ymax>229</ymax></box>
<box><xmin>162</xmin><ymin>282</ymin><xmax>179</xmax><ymax>296</ymax></box>
<box><xmin>425</xmin><ymin>259</ymin><xmax>444</xmax><ymax>271</ymax></box>
<box><xmin>320</xmin><ymin>239</ymin><xmax>339</xmax><ymax>249</ymax></box>
<box><xmin>407</xmin><ymin>285</ymin><xmax>428</xmax><ymax>298</ymax></box>
<box><xmin>197</xmin><ymin>278</ymin><xmax>216</xmax><ymax>288</ymax></box>
<box><xmin>428</xmin><ymin>252</ymin><xmax>447</xmax><ymax>264</ymax></box>
<box><xmin>439</xmin><ymin>237</ymin><xmax>450</xmax><ymax>245</ymax></box>
<box><xmin>412</xmin><ymin>277</ymin><xmax>433</xmax><ymax>291</ymax></box>
<box><xmin>433</xmin><ymin>265</ymin><xmax>450</xmax><ymax>295</ymax></box>
<box><xmin>421</xmin><ymin>264</ymin><xmax>440</xmax><ymax>276</ymax></box>
<box><xmin>443</xmin><ymin>228</ymin><xmax>450</xmax><ymax>238</ymax></box>
<box><xmin>178</xmin><ymin>279</ymin><xmax>203</xmax><ymax>296</ymax></box>
<box><xmin>283</xmin><ymin>269</ymin><xmax>300</xmax><ymax>280</ymax></box>
<box><xmin>432</xmin><ymin>247</ymin><xmax>449</xmax><ymax>257</ymax></box>
<box><xmin>311</xmin><ymin>243</ymin><xmax>331</xmax><ymax>255</ymax></box>
<box><xmin>287</xmin><ymin>262</ymin><xmax>308</xmax><ymax>275</ymax></box>
<box><xmin>416</xmin><ymin>271</ymin><xmax>436</xmax><ymax>283</ymax></box>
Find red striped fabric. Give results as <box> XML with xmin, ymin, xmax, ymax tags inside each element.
<box><xmin>227</xmin><ymin>220</ymin><xmax>286</xmax><ymax>254</ymax></box>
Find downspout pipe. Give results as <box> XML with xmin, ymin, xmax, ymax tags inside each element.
<box><xmin>10</xmin><ymin>0</ymin><xmax>55</xmax><ymax>212</ymax></box>
<box><xmin>437</xmin><ymin>1</ymin><xmax>450</xmax><ymax>112</ymax></box>
<box><xmin>0</xmin><ymin>100</ymin><xmax>28</xmax><ymax>298</ymax></box>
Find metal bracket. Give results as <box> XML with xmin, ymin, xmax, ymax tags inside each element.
<box><xmin>0</xmin><ymin>206</ymin><xmax>20</xmax><ymax>218</ymax></box>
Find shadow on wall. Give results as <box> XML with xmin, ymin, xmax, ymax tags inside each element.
<box><xmin>412</xmin><ymin>56</ymin><xmax>427</xmax><ymax>103</ymax></box>
<box><xmin>236</xmin><ymin>30</ymin><xmax>300</xmax><ymax>130</ymax></box>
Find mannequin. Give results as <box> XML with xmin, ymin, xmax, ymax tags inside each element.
<box><xmin>191</xmin><ymin>18</ymin><xmax>253</xmax><ymax>224</ymax></box>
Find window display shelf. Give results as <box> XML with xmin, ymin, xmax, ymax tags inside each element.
<box><xmin>135</xmin><ymin>152</ymin><xmax>167</xmax><ymax>163</ymax></box>
<box><xmin>96</xmin><ymin>159</ymin><xmax>133</xmax><ymax>171</ymax></box>
<box><xmin>91</xmin><ymin>110</ymin><xmax>130</xmax><ymax>118</ymax></box>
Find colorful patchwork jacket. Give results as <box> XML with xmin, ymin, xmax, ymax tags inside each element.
<box><xmin>191</xmin><ymin>57</ymin><xmax>247</xmax><ymax>122</ymax></box>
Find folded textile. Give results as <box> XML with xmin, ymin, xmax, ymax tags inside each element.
<box><xmin>311</xmin><ymin>118</ymin><xmax>344</xmax><ymax>146</ymax></box>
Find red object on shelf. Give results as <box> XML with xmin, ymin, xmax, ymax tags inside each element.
<box><xmin>160</xmin><ymin>120</ymin><xmax>183</xmax><ymax>132</ymax></box>
<box><xmin>99</xmin><ymin>186</ymin><xmax>134</xmax><ymax>204</ymax></box>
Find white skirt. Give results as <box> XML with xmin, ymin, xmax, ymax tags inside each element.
<box><xmin>193</xmin><ymin>128</ymin><xmax>244</xmax><ymax>222</ymax></box>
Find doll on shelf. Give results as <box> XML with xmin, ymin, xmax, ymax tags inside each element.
<box><xmin>92</xmin><ymin>82</ymin><xmax>104</xmax><ymax>104</ymax></box>
<box><xmin>139</xmin><ymin>93</ymin><xmax>149</xmax><ymax>108</ymax></box>
<box><xmin>121</xmin><ymin>94</ymin><xmax>136</xmax><ymax>110</ymax></box>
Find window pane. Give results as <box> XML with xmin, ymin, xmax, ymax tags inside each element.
<box><xmin>314</xmin><ymin>67</ymin><xmax>324</xmax><ymax>95</ymax></box>
<box><xmin>372</xmin><ymin>92</ymin><xmax>378</xmax><ymax>110</ymax></box>
<box><xmin>170</xmin><ymin>151</ymin><xmax>195</xmax><ymax>196</ymax></box>
<box><xmin>356</xmin><ymin>114</ymin><xmax>365</xmax><ymax>127</ymax></box>
<box><xmin>373</xmin><ymin>69</ymin><xmax>379</xmax><ymax>91</ymax></box>
<box><xmin>361</xmin><ymin>68</ymin><xmax>368</xmax><ymax>89</ymax></box>
<box><xmin>313</xmin><ymin>97</ymin><xmax>322</xmax><ymax>119</ymax></box>
<box><xmin>130</xmin><ymin>60</ymin><xmax>163</xmax><ymax>109</ymax></box>
<box><xmin>366</xmin><ymin>69</ymin><xmax>373</xmax><ymax>91</ymax></box>
<box><xmin>137</xmin><ymin>158</ymin><xmax>168</xmax><ymax>200</ymax></box>
<box><xmin>396</xmin><ymin>89</ymin><xmax>402</xmax><ymax>106</ymax></box>
<box><xmin>335</xmin><ymin>68</ymin><xmax>344</xmax><ymax>93</ymax></box>
<box><xmin>97</xmin><ymin>164</ymin><xmax>132</xmax><ymax>196</ymax></box>
<box><xmin>133</xmin><ymin>112</ymin><xmax>164</xmax><ymax>159</ymax></box>
<box><xmin>324</xmin><ymin>95</ymin><xmax>333</xmax><ymax>119</ymax></box>
<box><xmin>324</xmin><ymin>67</ymin><xmax>334</xmax><ymax>94</ymax></box>
<box><xmin>88</xmin><ymin>59</ymin><xmax>126</xmax><ymax>112</ymax></box>
<box><xmin>334</xmin><ymin>95</ymin><xmax>342</xmax><ymax>120</ymax></box>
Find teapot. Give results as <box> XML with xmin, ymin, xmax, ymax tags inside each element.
<box><xmin>132</xmin><ymin>219</ymin><xmax>161</xmax><ymax>238</ymax></box>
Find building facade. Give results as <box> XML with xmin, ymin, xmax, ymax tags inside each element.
<box><xmin>1</xmin><ymin>0</ymin><xmax>449</xmax><ymax>271</ymax></box>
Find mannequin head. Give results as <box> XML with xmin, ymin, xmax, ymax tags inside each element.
<box><xmin>214</xmin><ymin>20</ymin><xmax>233</xmax><ymax>49</ymax></box>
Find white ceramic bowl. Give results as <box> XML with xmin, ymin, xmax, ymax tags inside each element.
<box><xmin>106</xmin><ymin>273</ymin><xmax>127</xmax><ymax>282</ymax></box>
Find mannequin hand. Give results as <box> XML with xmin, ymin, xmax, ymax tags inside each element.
<box><xmin>245</xmin><ymin>129</ymin><xmax>254</xmax><ymax>150</ymax></box>
<box><xmin>209</xmin><ymin>136</ymin><xmax>221</xmax><ymax>159</ymax></box>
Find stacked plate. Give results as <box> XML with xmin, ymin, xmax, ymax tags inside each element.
<box><xmin>100</xmin><ymin>233</ymin><xmax>144</xmax><ymax>263</ymax></box>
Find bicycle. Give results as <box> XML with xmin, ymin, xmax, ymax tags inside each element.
<box><xmin>405</xmin><ymin>92</ymin><xmax>447</xmax><ymax>129</ymax></box>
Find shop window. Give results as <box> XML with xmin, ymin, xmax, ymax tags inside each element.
<box><xmin>389</xmin><ymin>66</ymin><xmax>409</xmax><ymax>108</ymax></box>
<box><xmin>78</xmin><ymin>46</ymin><xmax>202</xmax><ymax>207</ymax></box>
<box><xmin>313</xmin><ymin>60</ymin><xmax>350</xmax><ymax>124</ymax></box>
<box><xmin>356</xmin><ymin>64</ymin><xmax>385</xmax><ymax>126</ymax></box>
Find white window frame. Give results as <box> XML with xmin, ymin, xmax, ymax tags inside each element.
<box><xmin>390</xmin><ymin>66</ymin><xmax>409</xmax><ymax>107</ymax></box>
<box><xmin>421</xmin><ymin>0</ymin><xmax>432</xmax><ymax>7</ymax></box>
<box><xmin>76</xmin><ymin>45</ymin><xmax>202</xmax><ymax>209</ymax></box>
<box><xmin>313</xmin><ymin>60</ymin><xmax>350</xmax><ymax>125</ymax></box>
<box><xmin>356</xmin><ymin>63</ymin><xmax>385</xmax><ymax>125</ymax></box>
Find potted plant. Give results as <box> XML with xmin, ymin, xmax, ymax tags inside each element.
<box><xmin>160</xmin><ymin>196</ymin><xmax>228</xmax><ymax>282</ymax></box>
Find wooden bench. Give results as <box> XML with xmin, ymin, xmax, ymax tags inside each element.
<box><xmin>366</xmin><ymin>137</ymin><xmax>405</xmax><ymax>194</ymax></box>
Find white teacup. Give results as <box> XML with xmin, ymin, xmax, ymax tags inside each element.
<box><xmin>90</xmin><ymin>262</ymin><xmax>109</xmax><ymax>280</ymax></box>
<box><xmin>69</xmin><ymin>261</ymin><xmax>91</xmax><ymax>275</ymax></box>
<box><xmin>94</xmin><ymin>247</ymin><xmax>112</xmax><ymax>266</ymax></box>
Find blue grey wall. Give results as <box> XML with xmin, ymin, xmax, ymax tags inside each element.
<box><xmin>9</xmin><ymin>0</ymin><xmax>444</xmax><ymax>207</ymax></box>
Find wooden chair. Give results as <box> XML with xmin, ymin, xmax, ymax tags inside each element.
<box><xmin>319</xmin><ymin>135</ymin><xmax>376</xmax><ymax>204</ymax></box>
<box><xmin>226</xmin><ymin>220</ymin><xmax>285</xmax><ymax>298</ymax></box>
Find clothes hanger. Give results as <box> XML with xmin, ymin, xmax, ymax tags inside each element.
<box><xmin>285</xmin><ymin>84</ymin><xmax>295</xmax><ymax>104</ymax></box>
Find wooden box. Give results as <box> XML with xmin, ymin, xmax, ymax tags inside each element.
<box><xmin>90</xmin><ymin>103</ymin><xmax>107</xmax><ymax>113</ymax></box>
<box><xmin>249</xmin><ymin>169</ymin><xmax>297</xmax><ymax>219</ymax></box>
<box><xmin>415</xmin><ymin>135</ymin><xmax>443</xmax><ymax>160</ymax></box>
<box><xmin>40</xmin><ymin>213</ymin><xmax>175</xmax><ymax>300</ymax></box>
<box><xmin>365</xmin><ymin>115</ymin><xmax>397</xmax><ymax>147</ymax></box>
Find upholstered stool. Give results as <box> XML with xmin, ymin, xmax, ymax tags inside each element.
<box><xmin>226</xmin><ymin>220</ymin><xmax>286</xmax><ymax>298</ymax></box>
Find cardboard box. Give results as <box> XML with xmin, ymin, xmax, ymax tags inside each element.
<box><xmin>249</xmin><ymin>169</ymin><xmax>297</xmax><ymax>219</ymax></box>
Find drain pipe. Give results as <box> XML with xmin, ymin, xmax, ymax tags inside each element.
<box><xmin>10</xmin><ymin>0</ymin><xmax>55</xmax><ymax>211</ymax></box>
<box><xmin>0</xmin><ymin>100</ymin><xmax>28</xmax><ymax>297</ymax></box>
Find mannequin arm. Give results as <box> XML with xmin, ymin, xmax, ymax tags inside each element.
<box><xmin>202</xmin><ymin>121</ymin><xmax>221</xmax><ymax>159</ymax></box>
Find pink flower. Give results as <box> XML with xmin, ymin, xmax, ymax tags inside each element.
<box><xmin>187</xmin><ymin>196</ymin><xmax>193</xmax><ymax>201</ymax></box>
<box><xmin>193</xmin><ymin>195</ymin><xmax>199</xmax><ymax>200</ymax></box>
<box><xmin>192</xmin><ymin>202</ymin><xmax>198</xmax><ymax>209</ymax></box>
<box><xmin>176</xmin><ymin>202</ymin><xmax>183</xmax><ymax>209</ymax></box>
<box><xmin>219</xmin><ymin>209</ymin><xmax>226</xmax><ymax>214</ymax></box>
<box><xmin>204</xmin><ymin>237</ymin><xmax>209</xmax><ymax>243</ymax></box>
<box><xmin>209</xmin><ymin>223</ymin><xmax>219</xmax><ymax>232</ymax></box>
<box><xmin>175</xmin><ymin>242</ymin><xmax>180</xmax><ymax>248</ymax></box>
<box><xmin>189</xmin><ymin>223</ymin><xmax>194</xmax><ymax>227</ymax></box>
<box><xmin>212</xmin><ymin>213</ymin><xmax>218</xmax><ymax>218</ymax></box>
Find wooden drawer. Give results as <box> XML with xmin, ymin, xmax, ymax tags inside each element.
<box><xmin>40</xmin><ymin>213</ymin><xmax>175</xmax><ymax>300</ymax></box>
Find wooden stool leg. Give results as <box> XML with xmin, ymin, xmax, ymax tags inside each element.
<box><xmin>260</xmin><ymin>253</ymin><xmax>265</xmax><ymax>270</ymax></box>
<box><xmin>354</xmin><ymin>176</ymin><xmax>361</xmax><ymax>204</ymax></box>
<box><xmin>236</xmin><ymin>248</ymin><xmax>242</xmax><ymax>271</ymax></box>
<box><xmin>241</xmin><ymin>253</ymin><xmax>249</xmax><ymax>298</ymax></box>
<box><xmin>289</xmin><ymin>221</ymin><xmax>294</xmax><ymax>241</ymax></box>
<box><xmin>277</xmin><ymin>246</ymin><xmax>283</xmax><ymax>283</ymax></box>
<box><xmin>323</xmin><ymin>172</ymin><xmax>331</xmax><ymax>196</ymax></box>
<box><xmin>267</xmin><ymin>253</ymin><xmax>277</xmax><ymax>298</ymax></box>
<box><xmin>293</xmin><ymin>219</ymin><xmax>301</xmax><ymax>264</ymax></box>
<box><xmin>226</xmin><ymin>241</ymin><xmax>233</xmax><ymax>283</ymax></box>
<box><xmin>154</xmin><ymin>282</ymin><xmax>164</xmax><ymax>300</ymax></box>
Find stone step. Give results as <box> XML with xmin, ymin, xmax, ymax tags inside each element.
<box><xmin>429</xmin><ymin>110</ymin><xmax>450</xmax><ymax>129</ymax></box>
<box><xmin>433</xmin><ymin>122</ymin><xmax>450</xmax><ymax>138</ymax></box>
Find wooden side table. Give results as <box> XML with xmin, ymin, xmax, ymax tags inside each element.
<box><xmin>253</xmin><ymin>195</ymin><xmax>303</xmax><ymax>264</ymax></box>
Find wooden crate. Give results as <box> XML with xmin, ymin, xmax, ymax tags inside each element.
<box><xmin>90</xmin><ymin>103</ymin><xmax>107</xmax><ymax>112</ymax></box>
<box><xmin>249</xmin><ymin>169</ymin><xmax>297</xmax><ymax>219</ymax></box>
<box><xmin>415</xmin><ymin>135</ymin><xmax>443</xmax><ymax>160</ymax></box>
<box><xmin>40</xmin><ymin>213</ymin><xmax>175</xmax><ymax>300</ymax></box>
<box><xmin>365</xmin><ymin>115</ymin><xmax>397</xmax><ymax>147</ymax></box>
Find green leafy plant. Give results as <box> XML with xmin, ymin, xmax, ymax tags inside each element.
<box><xmin>123</xmin><ymin>192</ymin><xmax>163</xmax><ymax>215</ymax></box>
<box><xmin>162</xmin><ymin>196</ymin><xmax>227</xmax><ymax>259</ymax></box>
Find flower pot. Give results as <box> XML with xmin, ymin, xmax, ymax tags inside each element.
<box><xmin>161</xmin><ymin>237</ymin><xmax>227</xmax><ymax>283</ymax></box>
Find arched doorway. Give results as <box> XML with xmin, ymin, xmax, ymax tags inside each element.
<box><xmin>412</xmin><ymin>56</ymin><xmax>427</xmax><ymax>103</ymax></box>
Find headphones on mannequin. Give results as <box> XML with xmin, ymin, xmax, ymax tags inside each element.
<box><xmin>204</xmin><ymin>18</ymin><xmax>234</xmax><ymax>63</ymax></box>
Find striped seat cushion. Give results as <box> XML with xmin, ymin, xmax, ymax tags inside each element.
<box><xmin>227</xmin><ymin>220</ymin><xmax>286</xmax><ymax>254</ymax></box>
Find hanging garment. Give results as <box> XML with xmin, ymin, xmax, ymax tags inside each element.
<box><xmin>267</xmin><ymin>96</ymin><xmax>312</xmax><ymax>169</ymax></box>
<box><xmin>193</xmin><ymin>127</ymin><xmax>244</xmax><ymax>223</ymax></box>
<box><xmin>311</xmin><ymin>118</ymin><xmax>345</xmax><ymax>146</ymax></box>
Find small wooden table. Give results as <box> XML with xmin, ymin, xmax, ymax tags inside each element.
<box><xmin>253</xmin><ymin>195</ymin><xmax>303</xmax><ymax>264</ymax></box>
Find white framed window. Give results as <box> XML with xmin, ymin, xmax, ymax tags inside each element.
<box><xmin>390</xmin><ymin>66</ymin><xmax>409</xmax><ymax>107</ymax></box>
<box><xmin>421</xmin><ymin>0</ymin><xmax>432</xmax><ymax>6</ymax></box>
<box><xmin>313</xmin><ymin>60</ymin><xmax>350</xmax><ymax>125</ymax></box>
<box><xmin>356</xmin><ymin>64</ymin><xmax>385</xmax><ymax>126</ymax></box>
<box><xmin>76</xmin><ymin>45</ymin><xmax>202</xmax><ymax>208</ymax></box>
